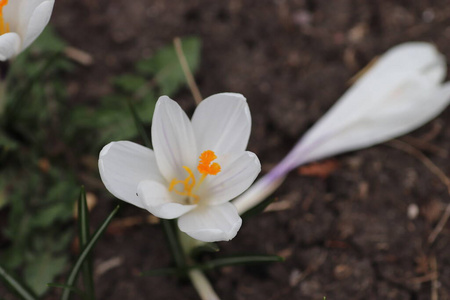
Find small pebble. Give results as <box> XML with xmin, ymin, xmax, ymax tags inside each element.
<box><xmin>407</xmin><ymin>203</ymin><xmax>419</xmax><ymax>220</ymax></box>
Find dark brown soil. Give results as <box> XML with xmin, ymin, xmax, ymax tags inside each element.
<box><xmin>48</xmin><ymin>0</ymin><xmax>450</xmax><ymax>299</ymax></box>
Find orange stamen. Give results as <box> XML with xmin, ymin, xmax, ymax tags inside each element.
<box><xmin>168</xmin><ymin>150</ymin><xmax>221</xmax><ymax>204</ymax></box>
<box><xmin>0</xmin><ymin>0</ymin><xmax>9</xmax><ymax>35</ymax></box>
<box><xmin>169</xmin><ymin>166</ymin><xmax>200</xmax><ymax>203</ymax></box>
<box><xmin>197</xmin><ymin>150</ymin><xmax>221</xmax><ymax>175</ymax></box>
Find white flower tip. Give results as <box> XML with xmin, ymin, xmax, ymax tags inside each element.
<box><xmin>215</xmin><ymin>92</ymin><xmax>247</xmax><ymax>102</ymax></box>
<box><xmin>99</xmin><ymin>142</ymin><xmax>114</xmax><ymax>158</ymax></box>
<box><xmin>156</xmin><ymin>95</ymin><xmax>172</xmax><ymax>103</ymax></box>
<box><xmin>247</xmin><ymin>151</ymin><xmax>262</xmax><ymax>173</ymax></box>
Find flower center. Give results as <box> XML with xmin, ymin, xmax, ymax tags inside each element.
<box><xmin>169</xmin><ymin>150</ymin><xmax>221</xmax><ymax>204</ymax></box>
<box><xmin>0</xmin><ymin>0</ymin><xmax>9</xmax><ymax>35</ymax></box>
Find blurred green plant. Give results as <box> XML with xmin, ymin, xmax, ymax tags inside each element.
<box><xmin>69</xmin><ymin>36</ymin><xmax>201</xmax><ymax>149</ymax></box>
<box><xmin>0</xmin><ymin>26</ymin><xmax>79</xmax><ymax>296</ymax></box>
<box><xmin>0</xmin><ymin>26</ymin><xmax>202</xmax><ymax>297</ymax></box>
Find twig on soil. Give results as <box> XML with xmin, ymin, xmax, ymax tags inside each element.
<box><xmin>401</xmin><ymin>135</ymin><xmax>447</xmax><ymax>158</ymax></box>
<box><xmin>64</xmin><ymin>46</ymin><xmax>94</xmax><ymax>66</ymax></box>
<box><xmin>347</xmin><ymin>56</ymin><xmax>378</xmax><ymax>85</ymax></box>
<box><xmin>430</xmin><ymin>255</ymin><xmax>439</xmax><ymax>300</ymax></box>
<box><xmin>428</xmin><ymin>204</ymin><xmax>450</xmax><ymax>244</ymax></box>
<box><xmin>173</xmin><ymin>37</ymin><xmax>203</xmax><ymax>105</ymax></box>
<box><xmin>95</xmin><ymin>257</ymin><xmax>123</xmax><ymax>277</ymax></box>
<box><xmin>265</xmin><ymin>200</ymin><xmax>292</xmax><ymax>212</ymax></box>
<box><xmin>409</xmin><ymin>272</ymin><xmax>438</xmax><ymax>284</ymax></box>
<box><xmin>107</xmin><ymin>215</ymin><xmax>159</xmax><ymax>235</ymax></box>
<box><xmin>388</xmin><ymin>140</ymin><xmax>450</xmax><ymax>194</ymax></box>
<box><xmin>388</xmin><ymin>139</ymin><xmax>450</xmax><ymax>245</ymax></box>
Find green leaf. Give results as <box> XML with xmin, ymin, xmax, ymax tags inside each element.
<box><xmin>78</xmin><ymin>186</ymin><xmax>95</xmax><ymax>300</ymax></box>
<box><xmin>198</xmin><ymin>254</ymin><xmax>284</xmax><ymax>271</ymax></box>
<box><xmin>61</xmin><ymin>205</ymin><xmax>120</xmax><ymax>300</ymax></box>
<box><xmin>0</xmin><ymin>265</ymin><xmax>37</xmax><ymax>300</ymax></box>
<box><xmin>136</xmin><ymin>36</ymin><xmax>201</xmax><ymax>96</ymax></box>
<box><xmin>114</xmin><ymin>74</ymin><xmax>147</xmax><ymax>94</ymax></box>
<box><xmin>24</xmin><ymin>254</ymin><xmax>67</xmax><ymax>296</ymax></box>
<box><xmin>142</xmin><ymin>254</ymin><xmax>284</xmax><ymax>278</ymax></box>
<box><xmin>31</xmin><ymin>26</ymin><xmax>67</xmax><ymax>53</ymax></box>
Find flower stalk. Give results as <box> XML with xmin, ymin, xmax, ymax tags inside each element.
<box><xmin>188</xmin><ymin>269</ymin><xmax>220</xmax><ymax>300</ymax></box>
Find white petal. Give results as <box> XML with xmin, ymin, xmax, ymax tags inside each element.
<box><xmin>199</xmin><ymin>151</ymin><xmax>261</xmax><ymax>205</ymax></box>
<box><xmin>20</xmin><ymin>0</ymin><xmax>54</xmax><ymax>50</ymax></box>
<box><xmin>98</xmin><ymin>141</ymin><xmax>163</xmax><ymax>209</ymax></box>
<box><xmin>178</xmin><ymin>203</ymin><xmax>242</xmax><ymax>242</ymax></box>
<box><xmin>192</xmin><ymin>93</ymin><xmax>251</xmax><ymax>155</ymax></box>
<box><xmin>0</xmin><ymin>33</ymin><xmax>21</xmax><ymax>61</ymax></box>
<box><xmin>295</xmin><ymin>86</ymin><xmax>450</xmax><ymax>166</ymax></box>
<box><xmin>274</xmin><ymin>42</ymin><xmax>449</xmax><ymax>173</ymax></box>
<box><xmin>137</xmin><ymin>180</ymin><xmax>196</xmax><ymax>219</ymax></box>
<box><xmin>151</xmin><ymin>96</ymin><xmax>198</xmax><ymax>182</ymax></box>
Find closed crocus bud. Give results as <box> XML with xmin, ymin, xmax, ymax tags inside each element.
<box><xmin>0</xmin><ymin>0</ymin><xmax>55</xmax><ymax>61</ymax></box>
<box><xmin>234</xmin><ymin>42</ymin><xmax>450</xmax><ymax>214</ymax></box>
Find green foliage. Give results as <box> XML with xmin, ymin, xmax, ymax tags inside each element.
<box><xmin>136</xmin><ymin>37</ymin><xmax>201</xmax><ymax>96</ymax></box>
<box><xmin>70</xmin><ymin>36</ymin><xmax>202</xmax><ymax>149</ymax></box>
<box><xmin>24</xmin><ymin>254</ymin><xmax>67</xmax><ymax>296</ymax></box>
<box><xmin>0</xmin><ymin>26</ymin><xmax>79</xmax><ymax>296</ymax></box>
<box><xmin>0</xmin><ymin>30</ymin><xmax>202</xmax><ymax>297</ymax></box>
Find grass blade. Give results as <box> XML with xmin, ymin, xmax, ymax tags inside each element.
<box><xmin>0</xmin><ymin>265</ymin><xmax>37</xmax><ymax>300</ymax></box>
<box><xmin>47</xmin><ymin>283</ymin><xmax>86</xmax><ymax>298</ymax></box>
<box><xmin>61</xmin><ymin>205</ymin><xmax>120</xmax><ymax>300</ymax></box>
<box><xmin>199</xmin><ymin>254</ymin><xmax>284</xmax><ymax>271</ymax></box>
<box><xmin>77</xmin><ymin>186</ymin><xmax>95</xmax><ymax>300</ymax></box>
<box><xmin>140</xmin><ymin>267</ymin><xmax>182</xmax><ymax>277</ymax></box>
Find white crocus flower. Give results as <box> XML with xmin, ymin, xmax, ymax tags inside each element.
<box><xmin>0</xmin><ymin>0</ymin><xmax>54</xmax><ymax>61</ymax></box>
<box><xmin>99</xmin><ymin>93</ymin><xmax>261</xmax><ymax>242</ymax></box>
<box><xmin>234</xmin><ymin>42</ymin><xmax>450</xmax><ymax>214</ymax></box>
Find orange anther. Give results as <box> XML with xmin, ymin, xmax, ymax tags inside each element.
<box><xmin>0</xmin><ymin>0</ymin><xmax>9</xmax><ymax>35</ymax></box>
<box><xmin>198</xmin><ymin>150</ymin><xmax>221</xmax><ymax>175</ymax></box>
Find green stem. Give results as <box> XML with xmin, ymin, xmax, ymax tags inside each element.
<box><xmin>78</xmin><ymin>187</ymin><xmax>95</xmax><ymax>300</ymax></box>
<box><xmin>162</xmin><ymin>219</ymin><xmax>186</xmax><ymax>268</ymax></box>
<box><xmin>0</xmin><ymin>79</ymin><xmax>6</xmax><ymax>116</ymax></box>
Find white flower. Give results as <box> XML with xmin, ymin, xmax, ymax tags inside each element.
<box><xmin>0</xmin><ymin>0</ymin><xmax>54</xmax><ymax>61</ymax></box>
<box><xmin>99</xmin><ymin>93</ymin><xmax>261</xmax><ymax>242</ymax></box>
<box><xmin>234</xmin><ymin>42</ymin><xmax>450</xmax><ymax>214</ymax></box>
